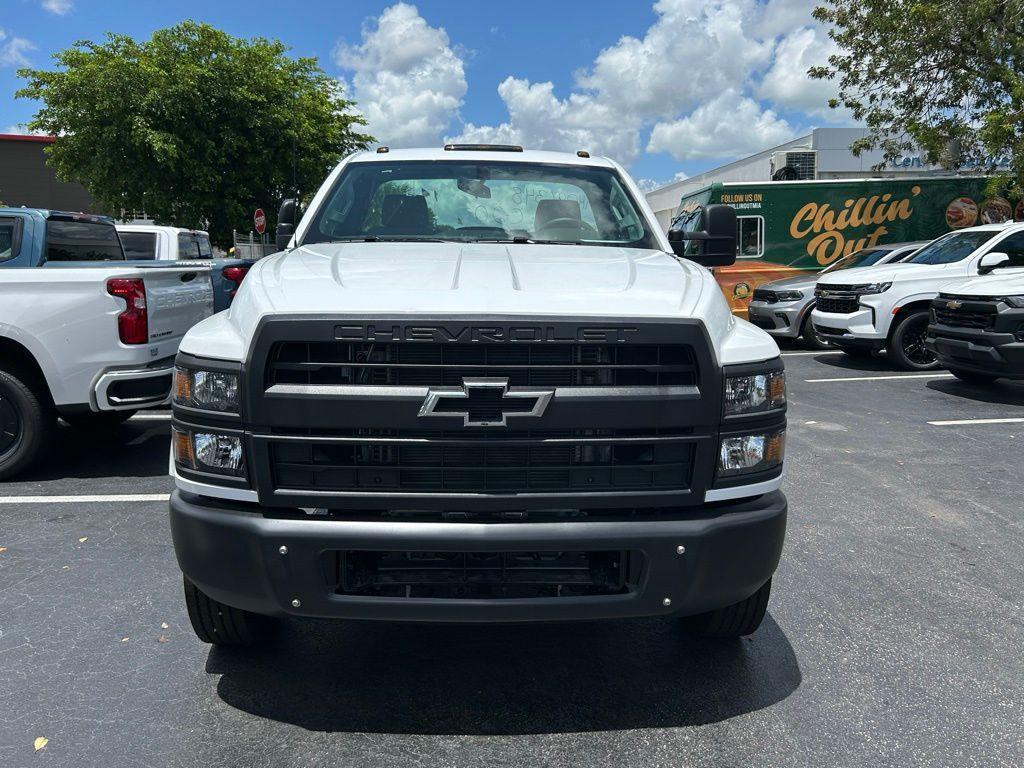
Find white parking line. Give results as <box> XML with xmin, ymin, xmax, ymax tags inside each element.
<box><xmin>0</xmin><ymin>494</ymin><xmax>170</xmax><ymax>504</ymax></box>
<box><xmin>928</xmin><ymin>418</ymin><xmax>1024</xmax><ymax>426</ymax></box>
<box><xmin>781</xmin><ymin>350</ymin><xmax>844</xmax><ymax>357</ymax></box>
<box><xmin>130</xmin><ymin>413</ymin><xmax>171</xmax><ymax>421</ymax></box>
<box><xmin>805</xmin><ymin>373</ymin><xmax>955</xmax><ymax>383</ymax></box>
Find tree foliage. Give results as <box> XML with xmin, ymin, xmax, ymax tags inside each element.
<box><xmin>811</xmin><ymin>0</ymin><xmax>1024</xmax><ymax>197</ymax></box>
<box><xmin>17</xmin><ymin>22</ymin><xmax>372</xmax><ymax>246</ymax></box>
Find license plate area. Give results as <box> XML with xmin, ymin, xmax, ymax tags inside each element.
<box><xmin>326</xmin><ymin>549</ymin><xmax>639</xmax><ymax>599</ymax></box>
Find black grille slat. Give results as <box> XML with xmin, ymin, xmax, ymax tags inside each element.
<box><xmin>269</xmin><ymin>434</ymin><xmax>695</xmax><ymax>494</ymax></box>
<box><xmin>815</xmin><ymin>295</ymin><xmax>860</xmax><ymax>314</ymax></box>
<box><xmin>267</xmin><ymin>342</ymin><xmax>697</xmax><ymax>388</ymax></box>
<box><xmin>932</xmin><ymin>308</ymin><xmax>994</xmax><ymax>329</ymax></box>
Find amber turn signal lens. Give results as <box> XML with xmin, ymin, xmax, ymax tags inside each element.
<box><xmin>173</xmin><ymin>367</ymin><xmax>191</xmax><ymax>404</ymax></box>
<box><xmin>173</xmin><ymin>428</ymin><xmax>194</xmax><ymax>468</ymax></box>
<box><xmin>764</xmin><ymin>430</ymin><xmax>786</xmax><ymax>465</ymax></box>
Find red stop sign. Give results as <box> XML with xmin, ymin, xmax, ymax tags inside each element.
<box><xmin>253</xmin><ymin>208</ymin><xmax>266</xmax><ymax>234</ymax></box>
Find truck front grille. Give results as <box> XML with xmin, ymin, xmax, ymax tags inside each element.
<box><xmin>815</xmin><ymin>295</ymin><xmax>859</xmax><ymax>314</ymax></box>
<box><xmin>329</xmin><ymin>549</ymin><xmax>634</xmax><ymax>599</ymax></box>
<box><xmin>267</xmin><ymin>341</ymin><xmax>697</xmax><ymax>387</ymax></box>
<box><xmin>932</xmin><ymin>307</ymin><xmax>994</xmax><ymax>329</ymax></box>
<box><xmin>269</xmin><ymin>430</ymin><xmax>695</xmax><ymax>494</ymax></box>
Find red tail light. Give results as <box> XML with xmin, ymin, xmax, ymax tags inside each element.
<box><xmin>106</xmin><ymin>278</ymin><xmax>148</xmax><ymax>344</ymax></box>
<box><xmin>222</xmin><ymin>265</ymin><xmax>251</xmax><ymax>298</ymax></box>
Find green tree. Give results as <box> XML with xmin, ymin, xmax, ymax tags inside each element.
<box><xmin>17</xmin><ymin>21</ymin><xmax>372</xmax><ymax>246</ymax></box>
<box><xmin>811</xmin><ymin>0</ymin><xmax>1024</xmax><ymax>198</ymax></box>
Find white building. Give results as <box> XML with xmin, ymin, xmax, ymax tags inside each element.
<box><xmin>645</xmin><ymin>127</ymin><xmax>1009</xmax><ymax>229</ymax></box>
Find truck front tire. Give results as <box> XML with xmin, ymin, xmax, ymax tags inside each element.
<box><xmin>183</xmin><ymin>576</ymin><xmax>275</xmax><ymax>647</ymax></box>
<box><xmin>682</xmin><ymin>578</ymin><xmax>772</xmax><ymax>638</ymax></box>
<box><xmin>888</xmin><ymin>309</ymin><xmax>939</xmax><ymax>370</ymax></box>
<box><xmin>0</xmin><ymin>366</ymin><xmax>54</xmax><ymax>480</ymax></box>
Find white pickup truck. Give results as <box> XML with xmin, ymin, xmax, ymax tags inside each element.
<box><xmin>0</xmin><ymin>208</ymin><xmax>213</xmax><ymax>478</ymax></box>
<box><xmin>168</xmin><ymin>145</ymin><xmax>789</xmax><ymax>648</ymax></box>
<box><xmin>812</xmin><ymin>222</ymin><xmax>1024</xmax><ymax>369</ymax></box>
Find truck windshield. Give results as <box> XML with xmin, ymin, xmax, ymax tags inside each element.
<box><xmin>821</xmin><ymin>247</ymin><xmax>893</xmax><ymax>273</ymax></box>
<box><xmin>45</xmin><ymin>218</ymin><xmax>125</xmax><ymax>262</ymax></box>
<box><xmin>302</xmin><ymin>160</ymin><xmax>657</xmax><ymax>249</ymax></box>
<box><xmin>906</xmin><ymin>231</ymin><xmax>995</xmax><ymax>265</ymax></box>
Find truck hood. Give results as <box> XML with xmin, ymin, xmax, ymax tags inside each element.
<box><xmin>760</xmin><ymin>273</ymin><xmax>818</xmax><ymax>292</ymax></box>
<box><xmin>816</xmin><ymin>261</ymin><xmax>944</xmax><ymax>286</ymax></box>
<box><xmin>241</xmin><ymin>242</ymin><xmax>703</xmax><ymax>318</ymax></box>
<box><xmin>939</xmin><ymin>271</ymin><xmax>1024</xmax><ymax>297</ymax></box>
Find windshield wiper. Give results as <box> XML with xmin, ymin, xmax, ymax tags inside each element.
<box><xmin>470</xmin><ymin>237</ymin><xmax>585</xmax><ymax>245</ymax></box>
<box><xmin>320</xmin><ymin>235</ymin><xmax>458</xmax><ymax>243</ymax></box>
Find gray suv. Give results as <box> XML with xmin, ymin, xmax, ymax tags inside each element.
<box><xmin>747</xmin><ymin>241</ymin><xmax>927</xmax><ymax>348</ymax></box>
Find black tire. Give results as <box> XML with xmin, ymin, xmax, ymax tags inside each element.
<box><xmin>887</xmin><ymin>309</ymin><xmax>939</xmax><ymax>370</ymax></box>
<box><xmin>61</xmin><ymin>410</ymin><xmax>137</xmax><ymax>429</ymax></box>
<box><xmin>183</xmin><ymin>576</ymin><xmax>274</xmax><ymax>647</ymax></box>
<box><xmin>949</xmin><ymin>368</ymin><xmax>999</xmax><ymax>385</ymax></box>
<box><xmin>801</xmin><ymin>316</ymin><xmax>832</xmax><ymax>350</ymax></box>
<box><xmin>0</xmin><ymin>366</ymin><xmax>54</xmax><ymax>481</ymax></box>
<box><xmin>682</xmin><ymin>579</ymin><xmax>772</xmax><ymax>638</ymax></box>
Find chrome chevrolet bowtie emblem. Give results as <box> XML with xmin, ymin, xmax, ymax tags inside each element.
<box><xmin>947</xmin><ymin>300</ymin><xmax>963</xmax><ymax>309</ymax></box>
<box><xmin>418</xmin><ymin>377</ymin><xmax>553</xmax><ymax>427</ymax></box>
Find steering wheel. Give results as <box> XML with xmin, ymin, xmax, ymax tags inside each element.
<box><xmin>538</xmin><ymin>216</ymin><xmax>582</xmax><ymax>229</ymax></box>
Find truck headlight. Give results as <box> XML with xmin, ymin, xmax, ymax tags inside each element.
<box><xmin>724</xmin><ymin>371</ymin><xmax>786</xmax><ymax>416</ymax></box>
<box><xmin>999</xmin><ymin>295</ymin><xmax>1024</xmax><ymax>308</ymax></box>
<box><xmin>851</xmin><ymin>282</ymin><xmax>892</xmax><ymax>295</ymax></box>
<box><xmin>718</xmin><ymin>430</ymin><xmax>785</xmax><ymax>477</ymax></box>
<box><xmin>174</xmin><ymin>428</ymin><xmax>246</xmax><ymax>477</ymax></box>
<box><xmin>774</xmin><ymin>290</ymin><xmax>803</xmax><ymax>302</ymax></box>
<box><xmin>174</xmin><ymin>366</ymin><xmax>239</xmax><ymax>413</ymax></box>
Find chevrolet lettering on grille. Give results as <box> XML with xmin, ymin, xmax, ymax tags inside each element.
<box><xmin>418</xmin><ymin>377</ymin><xmax>553</xmax><ymax>427</ymax></box>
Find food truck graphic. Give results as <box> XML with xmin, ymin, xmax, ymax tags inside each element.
<box><xmin>673</xmin><ymin>178</ymin><xmax>1023</xmax><ymax>315</ymax></box>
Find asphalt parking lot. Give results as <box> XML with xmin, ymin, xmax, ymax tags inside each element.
<box><xmin>1</xmin><ymin>349</ymin><xmax>1022</xmax><ymax>768</ymax></box>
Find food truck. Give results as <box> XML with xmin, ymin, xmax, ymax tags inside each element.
<box><xmin>672</xmin><ymin>177</ymin><xmax>1023</xmax><ymax>316</ymax></box>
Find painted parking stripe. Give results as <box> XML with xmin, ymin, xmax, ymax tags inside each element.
<box><xmin>130</xmin><ymin>413</ymin><xmax>172</xmax><ymax>421</ymax></box>
<box><xmin>0</xmin><ymin>493</ymin><xmax>170</xmax><ymax>504</ymax></box>
<box><xmin>781</xmin><ymin>350</ymin><xmax>844</xmax><ymax>357</ymax></box>
<box><xmin>928</xmin><ymin>417</ymin><xmax>1024</xmax><ymax>426</ymax></box>
<box><xmin>805</xmin><ymin>373</ymin><xmax>955</xmax><ymax>383</ymax></box>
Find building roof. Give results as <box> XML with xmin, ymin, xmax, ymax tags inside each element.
<box><xmin>0</xmin><ymin>133</ymin><xmax>56</xmax><ymax>144</ymax></box>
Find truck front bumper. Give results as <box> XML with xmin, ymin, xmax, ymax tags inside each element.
<box><xmin>811</xmin><ymin>308</ymin><xmax>886</xmax><ymax>350</ymax></box>
<box><xmin>926</xmin><ymin>325</ymin><xmax>1024</xmax><ymax>380</ymax></box>
<box><xmin>747</xmin><ymin>300</ymin><xmax>808</xmax><ymax>339</ymax></box>
<box><xmin>169</xmin><ymin>489</ymin><xmax>787</xmax><ymax>623</ymax></box>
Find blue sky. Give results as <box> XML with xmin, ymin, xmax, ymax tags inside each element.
<box><xmin>0</xmin><ymin>0</ymin><xmax>849</xmax><ymax>187</ymax></box>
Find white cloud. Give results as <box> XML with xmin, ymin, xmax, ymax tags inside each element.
<box><xmin>42</xmin><ymin>0</ymin><xmax>74</xmax><ymax>15</ymax></box>
<box><xmin>647</xmin><ymin>91</ymin><xmax>796</xmax><ymax>161</ymax></box>
<box><xmin>0</xmin><ymin>28</ymin><xmax>34</xmax><ymax>67</ymax></box>
<box><xmin>4</xmin><ymin>124</ymin><xmax>46</xmax><ymax>135</ymax></box>
<box><xmin>757</xmin><ymin>26</ymin><xmax>844</xmax><ymax>119</ymax></box>
<box><xmin>333</xmin><ymin>3</ymin><xmax>466</xmax><ymax>147</ymax></box>
<box><xmin>636</xmin><ymin>171</ymin><xmax>688</xmax><ymax>193</ymax></box>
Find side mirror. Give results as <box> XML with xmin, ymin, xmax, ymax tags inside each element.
<box><xmin>276</xmin><ymin>198</ymin><xmax>297</xmax><ymax>250</ymax></box>
<box><xmin>978</xmin><ymin>252</ymin><xmax>1010</xmax><ymax>275</ymax></box>
<box><xmin>668</xmin><ymin>204</ymin><xmax>737</xmax><ymax>268</ymax></box>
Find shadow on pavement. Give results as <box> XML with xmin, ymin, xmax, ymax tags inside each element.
<box><xmin>927</xmin><ymin>378</ymin><xmax>1024</xmax><ymax>406</ymax></box>
<box><xmin>209</xmin><ymin>614</ymin><xmax>801</xmax><ymax>735</ymax></box>
<box><xmin>807</xmin><ymin>351</ymin><xmax>897</xmax><ymax>372</ymax></box>
<box><xmin>15</xmin><ymin>421</ymin><xmax>170</xmax><ymax>481</ymax></box>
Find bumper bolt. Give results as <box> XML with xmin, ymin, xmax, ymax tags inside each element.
<box><xmin>662</xmin><ymin>597</ymin><xmax>672</xmax><ymax>607</ymax></box>
<box><xmin>676</xmin><ymin>545</ymin><xmax>686</xmax><ymax>555</ymax></box>
<box><xmin>291</xmin><ymin>598</ymin><xmax>301</xmax><ymax>608</ymax></box>
<box><xmin>278</xmin><ymin>545</ymin><xmax>288</xmax><ymax>555</ymax></box>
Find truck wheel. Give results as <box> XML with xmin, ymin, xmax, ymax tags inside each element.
<box><xmin>888</xmin><ymin>310</ymin><xmax>939</xmax><ymax>370</ymax></box>
<box><xmin>62</xmin><ymin>410</ymin><xmax>137</xmax><ymax>430</ymax></box>
<box><xmin>949</xmin><ymin>368</ymin><xmax>999</xmax><ymax>385</ymax></box>
<box><xmin>0</xmin><ymin>367</ymin><xmax>54</xmax><ymax>480</ymax></box>
<box><xmin>682</xmin><ymin>578</ymin><xmax>772</xmax><ymax>638</ymax></box>
<box><xmin>183</xmin><ymin>576</ymin><xmax>275</xmax><ymax>647</ymax></box>
<box><xmin>801</xmin><ymin>316</ymin><xmax>832</xmax><ymax>350</ymax></box>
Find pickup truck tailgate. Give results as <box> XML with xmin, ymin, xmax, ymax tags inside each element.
<box><xmin>138</xmin><ymin>264</ymin><xmax>214</xmax><ymax>343</ymax></box>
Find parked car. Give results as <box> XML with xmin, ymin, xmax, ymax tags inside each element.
<box><xmin>748</xmin><ymin>241</ymin><xmax>926</xmax><ymax>348</ymax></box>
<box><xmin>926</xmin><ymin>268</ymin><xmax>1024</xmax><ymax>383</ymax></box>
<box><xmin>116</xmin><ymin>224</ymin><xmax>253</xmax><ymax>312</ymax></box>
<box><xmin>0</xmin><ymin>208</ymin><xmax>213</xmax><ymax>478</ymax></box>
<box><xmin>812</xmin><ymin>222</ymin><xmax>1024</xmax><ymax>369</ymax></box>
<box><xmin>169</xmin><ymin>145</ymin><xmax>788</xmax><ymax>648</ymax></box>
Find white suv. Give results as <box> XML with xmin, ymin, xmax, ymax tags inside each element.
<box><xmin>812</xmin><ymin>222</ymin><xmax>1024</xmax><ymax>369</ymax></box>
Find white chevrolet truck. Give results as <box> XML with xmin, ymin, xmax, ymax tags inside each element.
<box><xmin>0</xmin><ymin>208</ymin><xmax>213</xmax><ymax>478</ymax></box>
<box><xmin>812</xmin><ymin>222</ymin><xmax>1024</xmax><ymax>369</ymax></box>
<box><xmin>168</xmin><ymin>146</ymin><xmax>788</xmax><ymax>647</ymax></box>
